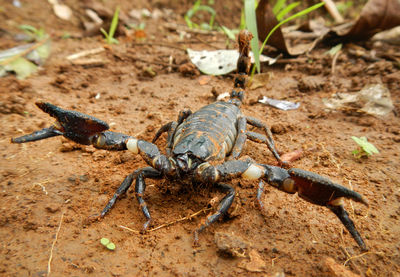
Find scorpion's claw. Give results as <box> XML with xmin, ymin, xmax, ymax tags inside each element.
<box><xmin>12</xmin><ymin>102</ymin><xmax>109</xmax><ymax>145</ymax></box>
<box><xmin>287</xmin><ymin>168</ymin><xmax>368</xmax><ymax>250</ymax></box>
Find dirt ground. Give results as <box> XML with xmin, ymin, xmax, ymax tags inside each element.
<box><xmin>1</xmin><ymin>1</ymin><xmax>400</xmax><ymax>276</ymax></box>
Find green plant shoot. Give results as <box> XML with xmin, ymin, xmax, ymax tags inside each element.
<box><xmin>100</xmin><ymin>6</ymin><xmax>120</xmax><ymax>44</ymax></box>
<box><xmin>19</xmin><ymin>24</ymin><xmax>47</xmax><ymax>41</ymax></box>
<box><xmin>184</xmin><ymin>0</ymin><xmax>216</xmax><ymax>30</ymax></box>
<box><xmin>100</xmin><ymin>237</ymin><xmax>116</xmax><ymax>250</ymax></box>
<box><xmin>275</xmin><ymin>2</ymin><xmax>300</xmax><ymax>21</ymax></box>
<box><xmin>246</xmin><ymin>1</ymin><xmax>325</xmax><ymax>76</ymax></box>
<box><xmin>351</xmin><ymin>136</ymin><xmax>379</xmax><ymax>158</ymax></box>
<box><xmin>259</xmin><ymin>2</ymin><xmax>325</xmax><ymax>59</ymax></box>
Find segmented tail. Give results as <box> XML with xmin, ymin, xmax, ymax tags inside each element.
<box><xmin>229</xmin><ymin>30</ymin><xmax>253</xmax><ymax>106</ymax></box>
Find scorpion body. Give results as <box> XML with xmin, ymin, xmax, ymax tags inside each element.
<box><xmin>12</xmin><ymin>30</ymin><xmax>369</xmax><ymax>250</ymax></box>
<box><xmin>172</xmin><ymin>101</ymin><xmax>240</xmax><ymax>163</ymax></box>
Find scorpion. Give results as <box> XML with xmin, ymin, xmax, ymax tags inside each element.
<box><xmin>12</xmin><ymin>30</ymin><xmax>368</xmax><ymax>250</ymax></box>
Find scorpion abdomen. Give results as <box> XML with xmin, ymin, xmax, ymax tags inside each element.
<box><xmin>172</xmin><ymin>101</ymin><xmax>241</xmax><ymax>161</ymax></box>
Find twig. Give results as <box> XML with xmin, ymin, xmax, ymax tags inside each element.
<box><xmin>66</xmin><ymin>47</ymin><xmax>105</xmax><ymax>60</ymax></box>
<box><xmin>343</xmin><ymin>251</ymin><xmax>384</xmax><ymax>266</ymax></box>
<box><xmin>47</xmin><ymin>212</ymin><xmax>64</xmax><ymax>277</ymax></box>
<box><xmin>322</xmin><ymin>0</ymin><xmax>344</xmax><ymax>23</ymax></box>
<box><xmin>126</xmin><ymin>54</ymin><xmax>180</xmax><ymax>69</ymax></box>
<box><xmin>148</xmin><ymin>207</ymin><xmax>211</xmax><ymax>232</ymax></box>
<box><xmin>132</xmin><ymin>42</ymin><xmax>186</xmax><ymax>52</ymax></box>
<box><xmin>119</xmin><ymin>207</ymin><xmax>211</xmax><ymax>234</ymax></box>
<box><xmin>331</xmin><ymin>50</ymin><xmax>341</xmax><ymax>75</ymax></box>
<box><xmin>119</xmin><ymin>225</ymin><xmax>140</xmax><ymax>234</ymax></box>
<box><xmin>275</xmin><ymin>58</ymin><xmax>308</xmax><ymax>64</ymax></box>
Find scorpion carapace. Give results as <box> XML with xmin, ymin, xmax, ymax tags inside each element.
<box><xmin>12</xmin><ymin>30</ymin><xmax>368</xmax><ymax>250</ymax></box>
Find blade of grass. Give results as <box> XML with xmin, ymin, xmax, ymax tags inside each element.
<box><xmin>244</xmin><ymin>0</ymin><xmax>260</xmax><ymax>73</ymax></box>
<box><xmin>272</xmin><ymin>0</ymin><xmax>286</xmax><ymax>15</ymax></box>
<box><xmin>276</xmin><ymin>1</ymin><xmax>300</xmax><ymax>21</ymax></box>
<box><xmin>259</xmin><ymin>2</ymin><xmax>325</xmax><ymax>56</ymax></box>
<box><xmin>108</xmin><ymin>6</ymin><xmax>120</xmax><ymax>43</ymax></box>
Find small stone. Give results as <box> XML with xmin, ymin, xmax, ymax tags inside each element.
<box><xmin>45</xmin><ymin>204</ymin><xmax>61</xmax><ymax>213</ymax></box>
<box><xmin>79</xmin><ymin>175</ymin><xmax>89</xmax><ymax>182</ymax></box>
<box><xmin>325</xmin><ymin>257</ymin><xmax>360</xmax><ymax>277</ymax></box>
<box><xmin>214</xmin><ymin>232</ymin><xmax>248</xmax><ymax>257</ymax></box>
<box><xmin>238</xmin><ymin>249</ymin><xmax>267</xmax><ymax>272</ymax></box>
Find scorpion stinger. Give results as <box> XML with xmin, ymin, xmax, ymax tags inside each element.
<box><xmin>12</xmin><ymin>30</ymin><xmax>369</xmax><ymax>250</ymax></box>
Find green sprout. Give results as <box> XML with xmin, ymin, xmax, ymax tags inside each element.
<box><xmin>184</xmin><ymin>0</ymin><xmax>216</xmax><ymax>30</ymax></box>
<box><xmin>100</xmin><ymin>6</ymin><xmax>120</xmax><ymax>44</ymax></box>
<box><xmin>100</xmin><ymin>238</ymin><xmax>116</xmax><ymax>250</ymax></box>
<box><xmin>325</xmin><ymin>43</ymin><xmax>342</xmax><ymax>57</ymax></box>
<box><xmin>244</xmin><ymin>0</ymin><xmax>325</xmax><ymax>74</ymax></box>
<box><xmin>351</xmin><ymin>136</ymin><xmax>379</xmax><ymax>158</ymax></box>
<box><xmin>19</xmin><ymin>24</ymin><xmax>47</xmax><ymax>41</ymax></box>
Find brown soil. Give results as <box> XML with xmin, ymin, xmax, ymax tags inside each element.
<box><xmin>1</xmin><ymin>1</ymin><xmax>400</xmax><ymax>276</ymax></box>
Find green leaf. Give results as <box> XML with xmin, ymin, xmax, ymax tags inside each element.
<box><xmin>106</xmin><ymin>242</ymin><xmax>116</xmax><ymax>250</ymax></box>
<box><xmin>221</xmin><ymin>26</ymin><xmax>237</xmax><ymax>41</ymax></box>
<box><xmin>100</xmin><ymin>28</ymin><xmax>109</xmax><ymax>40</ymax></box>
<box><xmin>19</xmin><ymin>24</ymin><xmax>38</xmax><ymax>34</ymax></box>
<box><xmin>273</xmin><ymin>0</ymin><xmax>286</xmax><ymax>15</ymax></box>
<box><xmin>100</xmin><ymin>238</ymin><xmax>110</xmax><ymax>246</ymax></box>
<box><xmin>325</xmin><ymin>43</ymin><xmax>342</xmax><ymax>57</ymax></box>
<box><xmin>244</xmin><ymin>0</ymin><xmax>260</xmax><ymax>73</ymax></box>
<box><xmin>276</xmin><ymin>2</ymin><xmax>300</xmax><ymax>21</ymax></box>
<box><xmin>4</xmin><ymin>57</ymin><xmax>37</xmax><ymax>79</ymax></box>
<box><xmin>351</xmin><ymin>136</ymin><xmax>379</xmax><ymax>156</ymax></box>
<box><xmin>109</xmin><ymin>6</ymin><xmax>120</xmax><ymax>42</ymax></box>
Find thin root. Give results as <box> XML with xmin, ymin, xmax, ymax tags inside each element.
<box><xmin>47</xmin><ymin>212</ymin><xmax>64</xmax><ymax>277</ymax></box>
<box><xmin>344</xmin><ymin>251</ymin><xmax>384</xmax><ymax>266</ymax></box>
<box><xmin>149</xmin><ymin>207</ymin><xmax>211</xmax><ymax>232</ymax></box>
<box><xmin>118</xmin><ymin>207</ymin><xmax>211</xmax><ymax>234</ymax></box>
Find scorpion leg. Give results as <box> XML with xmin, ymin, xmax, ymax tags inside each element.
<box><xmin>152</xmin><ymin>121</ymin><xmax>178</xmax><ymax>155</ymax></box>
<box><xmin>229</xmin><ymin>116</ymin><xmax>247</xmax><ymax>159</ymax></box>
<box><xmin>152</xmin><ymin>109</ymin><xmax>192</xmax><ymax>154</ymax></box>
<box><xmin>245</xmin><ymin>116</ymin><xmax>284</xmax><ymax>165</ymax></box>
<box><xmin>134</xmin><ymin>167</ymin><xmax>163</xmax><ymax>231</ymax></box>
<box><xmin>194</xmin><ymin>183</ymin><xmax>235</xmax><ymax>245</ymax></box>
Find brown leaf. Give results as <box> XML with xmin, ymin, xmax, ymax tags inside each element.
<box><xmin>256</xmin><ymin>0</ymin><xmax>288</xmax><ymax>53</ymax></box>
<box><xmin>326</xmin><ymin>0</ymin><xmax>400</xmax><ymax>42</ymax></box>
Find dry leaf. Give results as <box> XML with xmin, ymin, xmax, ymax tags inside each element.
<box><xmin>256</xmin><ymin>0</ymin><xmax>288</xmax><ymax>53</ymax></box>
<box><xmin>326</xmin><ymin>0</ymin><xmax>400</xmax><ymax>42</ymax></box>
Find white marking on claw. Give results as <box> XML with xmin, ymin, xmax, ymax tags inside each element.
<box><xmin>126</xmin><ymin>138</ymin><xmax>139</xmax><ymax>154</ymax></box>
<box><xmin>242</xmin><ymin>164</ymin><xmax>263</xmax><ymax>180</ymax></box>
<box><xmin>329</xmin><ymin>197</ymin><xmax>344</xmax><ymax>206</ymax></box>
<box><xmin>282</xmin><ymin>178</ymin><xmax>296</xmax><ymax>193</ymax></box>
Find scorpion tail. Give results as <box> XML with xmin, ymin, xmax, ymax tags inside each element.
<box><xmin>229</xmin><ymin>30</ymin><xmax>253</xmax><ymax>106</ymax></box>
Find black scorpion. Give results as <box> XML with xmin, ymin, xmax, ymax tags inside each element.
<box><xmin>12</xmin><ymin>30</ymin><xmax>368</xmax><ymax>250</ymax></box>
